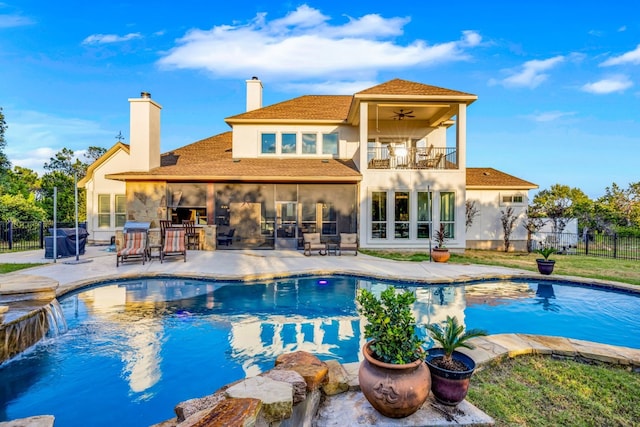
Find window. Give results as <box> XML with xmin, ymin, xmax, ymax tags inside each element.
<box><xmin>302</xmin><ymin>133</ymin><xmax>317</xmax><ymax>154</ymax></box>
<box><xmin>322</xmin><ymin>133</ymin><xmax>338</xmax><ymax>155</ymax></box>
<box><xmin>501</xmin><ymin>193</ymin><xmax>524</xmax><ymax>205</ymax></box>
<box><xmin>98</xmin><ymin>194</ymin><xmax>110</xmax><ymax>228</ymax></box>
<box><xmin>300</xmin><ymin>203</ymin><xmax>318</xmax><ymax>234</ymax></box>
<box><xmin>417</xmin><ymin>191</ymin><xmax>432</xmax><ymax>239</ymax></box>
<box><xmin>440</xmin><ymin>192</ymin><xmax>455</xmax><ymax>239</ymax></box>
<box><xmin>394</xmin><ymin>192</ymin><xmax>410</xmax><ymax>239</ymax></box>
<box><xmin>115</xmin><ymin>195</ymin><xmax>126</xmax><ymax>227</ymax></box>
<box><xmin>281</xmin><ymin>133</ymin><xmax>297</xmax><ymax>154</ymax></box>
<box><xmin>261</xmin><ymin>133</ymin><xmax>276</xmax><ymax>154</ymax></box>
<box><xmin>321</xmin><ymin>203</ymin><xmax>337</xmax><ymax>235</ymax></box>
<box><xmin>371</xmin><ymin>192</ymin><xmax>387</xmax><ymax>239</ymax></box>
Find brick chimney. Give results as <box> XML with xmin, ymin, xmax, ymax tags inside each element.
<box><xmin>246</xmin><ymin>77</ymin><xmax>263</xmax><ymax>112</ymax></box>
<box><xmin>129</xmin><ymin>92</ymin><xmax>162</xmax><ymax>172</ymax></box>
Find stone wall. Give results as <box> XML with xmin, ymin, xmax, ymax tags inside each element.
<box><xmin>126</xmin><ymin>181</ymin><xmax>167</xmax><ymax>228</ymax></box>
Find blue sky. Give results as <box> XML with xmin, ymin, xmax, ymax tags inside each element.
<box><xmin>1</xmin><ymin>1</ymin><xmax>638</xmax><ymax>199</ymax></box>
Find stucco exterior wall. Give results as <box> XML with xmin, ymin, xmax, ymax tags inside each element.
<box><xmin>84</xmin><ymin>148</ymin><xmax>129</xmax><ymax>244</ymax></box>
<box><xmin>465</xmin><ymin>189</ymin><xmax>530</xmax><ymax>252</ymax></box>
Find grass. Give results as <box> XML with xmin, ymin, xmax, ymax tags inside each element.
<box><xmin>467</xmin><ymin>355</ymin><xmax>640</xmax><ymax>426</ymax></box>
<box><xmin>0</xmin><ymin>263</ymin><xmax>43</xmax><ymax>274</ymax></box>
<box><xmin>359</xmin><ymin>248</ymin><xmax>640</xmax><ymax>286</ymax></box>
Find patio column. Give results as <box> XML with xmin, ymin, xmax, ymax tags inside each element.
<box><xmin>456</xmin><ymin>103</ymin><xmax>466</xmax><ymax>170</ymax></box>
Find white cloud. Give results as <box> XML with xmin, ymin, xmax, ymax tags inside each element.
<box><xmin>600</xmin><ymin>44</ymin><xmax>640</xmax><ymax>66</ymax></box>
<box><xmin>82</xmin><ymin>32</ymin><xmax>142</xmax><ymax>45</ymax></box>
<box><xmin>157</xmin><ymin>5</ymin><xmax>480</xmax><ymax>81</ymax></box>
<box><xmin>526</xmin><ymin>111</ymin><xmax>577</xmax><ymax>122</ymax></box>
<box><xmin>499</xmin><ymin>56</ymin><xmax>565</xmax><ymax>89</ymax></box>
<box><xmin>5</xmin><ymin>110</ymin><xmax>114</xmax><ymax>175</ymax></box>
<box><xmin>581</xmin><ymin>75</ymin><xmax>633</xmax><ymax>94</ymax></box>
<box><xmin>0</xmin><ymin>13</ymin><xmax>33</xmax><ymax>28</ymax></box>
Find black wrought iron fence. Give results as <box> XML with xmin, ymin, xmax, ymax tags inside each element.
<box><xmin>0</xmin><ymin>221</ymin><xmax>85</xmax><ymax>252</ymax></box>
<box><xmin>530</xmin><ymin>231</ymin><xmax>640</xmax><ymax>261</ymax></box>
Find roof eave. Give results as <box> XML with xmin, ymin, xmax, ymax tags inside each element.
<box><xmin>225</xmin><ymin>118</ymin><xmax>347</xmax><ymax>125</ymax></box>
<box><xmin>106</xmin><ymin>173</ymin><xmax>362</xmax><ymax>182</ymax></box>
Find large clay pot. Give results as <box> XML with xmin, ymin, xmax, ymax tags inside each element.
<box><xmin>536</xmin><ymin>259</ymin><xmax>555</xmax><ymax>275</ymax></box>
<box><xmin>358</xmin><ymin>341</ymin><xmax>431</xmax><ymax>418</ymax></box>
<box><xmin>431</xmin><ymin>248</ymin><xmax>450</xmax><ymax>263</ymax></box>
<box><xmin>425</xmin><ymin>349</ymin><xmax>476</xmax><ymax>406</ymax></box>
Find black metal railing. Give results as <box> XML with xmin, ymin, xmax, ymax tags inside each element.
<box><xmin>0</xmin><ymin>221</ymin><xmax>86</xmax><ymax>252</ymax></box>
<box><xmin>530</xmin><ymin>231</ymin><xmax>640</xmax><ymax>261</ymax></box>
<box><xmin>367</xmin><ymin>147</ymin><xmax>457</xmax><ymax>170</ymax></box>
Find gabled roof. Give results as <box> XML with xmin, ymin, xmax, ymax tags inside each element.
<box><xmin>107</xmin><ymin>132</ymin><xmax>361</xmax><ymax>183</ymax></box>
<box><xmin>226</xmin><ymin>95</ymin><xmax>352</xmax><ymax>123</ymax></box>
<box><xmin>356</xmin><ymin>78</ymin><xmax>476</xmax><ymax>98</ymax></box>
<box><xmin>78</xmin><ymin>142</ymin><xmax>129</xmax><ymax>187</ymax></box>
<box><xmin>466</xmin><ymin>168</ymin><xmax>538</xmax><ymax>189</ymax></box>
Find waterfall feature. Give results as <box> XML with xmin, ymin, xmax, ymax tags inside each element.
<box><xmin>0</xmin><ymin>298</ymin><xmax>68</xmax><ymax>364</ymax></box>
<box><xmin>45</xmin><ymin>299</ymin><xmax>68</xmax><ymax>337</ymax></box>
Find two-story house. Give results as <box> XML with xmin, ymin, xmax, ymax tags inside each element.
<box><xmin>80</xmin><ymin>78</ymin><xmax>537</xmax><ymax>251</ymax></box>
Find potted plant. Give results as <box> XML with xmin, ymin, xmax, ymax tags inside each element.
<box><xmin>356</xmin><ymin>286</ymin><xmax>431</xmax><ymax>418</ymax></box>
<box><xmin>431</xmin><ymin>223</ymin><xmax>450</xmax><ymax>263</ymax></box>
<box><xmin>425</xmin><ymin>315</ymin><xmax>487</xmax><ymax>406</ymax></box>
<box><xmin>535</xmin><ymin>246</ymin><xmax>556</xmax><ymax>275</ymax></box>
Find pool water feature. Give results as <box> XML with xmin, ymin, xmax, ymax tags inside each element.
<box><xmin>1</xmin><ymin>276</ymin><xmax>639</xmax><ymax>427</ymax></box>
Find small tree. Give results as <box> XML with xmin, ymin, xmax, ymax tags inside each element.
<box><xmin>500</xmin><ymin>207</ymin><xmax>517</xmax><ymax>252</ymax></box>
<box><xmin>465</xmin><ymin>200</ymin><xmax>479</xmax><ymax>231</ymax></box>
<box><xmin>523</xmin><ymin>205</ymin><xmax>546</xmax><ymax>252</ymax></box>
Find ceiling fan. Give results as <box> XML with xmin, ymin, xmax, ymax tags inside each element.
<box><xmin>392</xmin><ymin>109</ymin><xmax>415</xmax><ymax>120</ymax></box>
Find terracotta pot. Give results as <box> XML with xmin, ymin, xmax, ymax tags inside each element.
<box><xmin>536</xmin><ymin>259</ymin><xmax>555</xmax><ymax>275</ymax></box>
<box><xmin>358</xmin><ymin>341</ymin><xmax>431</xmax><ymax>418</ymax></box>
<box><xmin>431</xmin><ymin>248</ymin><xmax>450</xmax><ymax>263</ymax></box>
<box><xmin>425</xmin><ymin>349</ymin><xmax>476</xmax><ymax>406</ymax></box>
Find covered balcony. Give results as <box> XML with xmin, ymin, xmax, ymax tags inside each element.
<box><xmin>367</xmin><ymin>143</ymin><xmax>457</xmax><ymax>170</ymax></box>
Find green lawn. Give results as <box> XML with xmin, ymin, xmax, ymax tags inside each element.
<box><xmin>468</xmin><ymin>355</ymin><xmax>640</xmax><ymax>426</ymax></box>
<box><xmin>0</xmin><ymin>263</ymin><xmax>44</xmax><ymax>274</ymax></box>
<box><xmin>359</xmin><ymin>248</ymin><xmax>640</xmax><ymax>286</ymax></box>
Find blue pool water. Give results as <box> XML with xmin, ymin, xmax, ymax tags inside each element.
<box><xmin>1</xmin><ymin>276</ymin><xmax>639</xmax><ymax>426</ymax></box>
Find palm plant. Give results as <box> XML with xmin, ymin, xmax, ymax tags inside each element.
<box><xmin>425</xmin><ymin>315</ymin><xmax>487</xmax><ymax>370</ymax></box>
<box><xmin>535</xmin><ymin>246</ymin><xmax>557</xmax><ymax>261</ymax></box>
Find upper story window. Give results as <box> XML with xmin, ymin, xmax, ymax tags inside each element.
<box><xmin>261</xmin><ymin>133</ymin><xmax>276</xmax><ymax>154</ymax></box>
<box><xmin>302</xmin><ymin>133</ymin><xmax>317</xmax><ymax>154</ymax></box>
<box><xmin>260</xmin><ymin>132</ymin><xmax>338</xmax><ymax>156</ymax></box>
<box><xmin>281</xmin><ymin>133</ymin><xmax>297</xmax><ymax>154</ymax></box>
<box><xmin>500</xmin><ymin>193</ymin><xmax>525</xmax><ymax>205</ymax></box>
<box><xmin>322</xmin><ymin>133</ymin><xmax>338</xmax><ymax>155</ymax></box>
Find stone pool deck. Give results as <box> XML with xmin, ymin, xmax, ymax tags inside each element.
<box><xmin>1</xmin><ymin>246</ymin><xmax>639</xmax><ymax>427</ymax></box>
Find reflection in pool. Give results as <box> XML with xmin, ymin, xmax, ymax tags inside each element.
<box><xmin>1</xmin><ymin>276</ymin><xmax>638</xmax><ymax>427</ymax></box>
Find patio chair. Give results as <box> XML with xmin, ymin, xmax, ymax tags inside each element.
<box><xmin>182</xmin><ymin>220</ymin><xmax>200</xmax><ymax>250</ymax></box>
<box><xmin>217</xmin><ymin>228</ymin><xmax>235</xmax><ymax>246</ymax></box>
<box><xmin>116</xmin><ymin>231</ymin><xmax>148</xmax><ymax>267</ymax></box>
<box><xmin>339</xmin><ymin>233</ymin><xmax>358</xmax><ymax>256</ymax></box>
<box><xmin>303</xmin><ymin>232</ymin><xmax>326</xmax><ymax>256</ymax></box>
<box><xmin>161</xmin><ymin>228</ymin><xmax>186</xmax><ymax>263</ymax></box>
<box><xmin>417</xmin><ymin>152</ymin><xmax>444</xmax><ymax>169</ymax></box>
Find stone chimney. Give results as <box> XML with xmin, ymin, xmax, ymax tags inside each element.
<box><xmin>246</xmin><ymin>77</ymin><xmax>263</xmax><ymax>112</ymax></box>
<box><xmin>129</xmin><ymin>92</ymin><xmax>162</xmax><ymax>172</ymax></box>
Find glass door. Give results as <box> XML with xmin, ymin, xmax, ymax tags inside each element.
<box><xmin>276</xmin><ymin>202</ymin><xmax>298</xmax><ymax>249</ymax></box>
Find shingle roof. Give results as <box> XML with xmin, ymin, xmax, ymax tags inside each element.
<box><xmin>226</xmin><ymin>95</ymin><xmax>352</xmax><ymax>122</ymax></box>
<box><xmin>356</xmin><ymin>78</ymin><xmax>476</xmax><ymax>98</ymax></box>
<box><xmin>108</xmin><ymin>131</ymin><xmax>361</xmax><ymax>182</ymax></box>
<box><xmin>466</xmin><ymin>168</ymin><xmax>537</xmax><ymax>189</ymax></box>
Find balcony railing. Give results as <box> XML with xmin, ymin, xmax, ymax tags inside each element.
<box><xmin>367</xmin><ymin>147</ymin><xmax>457</xmax><ymax>170</ymax></box>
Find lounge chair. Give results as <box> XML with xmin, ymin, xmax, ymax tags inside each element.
<box><xmin>339</xmin><ymin>233</ymin><xmax>358</xmax><ymax>256</ymax></box>
<box><xmin>217</xmin><ymin>228</ymin><xmax>235</xmax><ymax>246</ymax></box>
<box><xmin>417</xmin><ymin>152</ymin><xmax>444</xmax><ymax>169</ymax></box>
<box><xmin>303</xmin><ymin>232</ymin><xmax>326</xmax><ymax>256</ymax></box>
<box><xmin>116</xmin><ymin>231</ymin><xmax>148</xmax><ymax>267</ymax></box>
<box><xmin>161</xmin><ymin>228</ymin><xmax>187</xmax><ymax>263</ymax></box>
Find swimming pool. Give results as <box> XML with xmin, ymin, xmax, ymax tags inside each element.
<box><xmin>1</xmin><ymin>276</ymin><xmax>639</xmax><ymax>426</ymax></box>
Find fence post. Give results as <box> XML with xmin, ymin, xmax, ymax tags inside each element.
<box><xmin>7</xmin><ymin>220</ymin><xmax>12</xmax><ymax>250</ymax></box>
<box><xmin>40</xmin><ymin>221</ymin><xmax>44</xmax><ymax>249</ymax></box>
<box><xmin>613</xmin><ymin>233</ymin><xmax>618</xmax><ymax>259</ymax></box>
